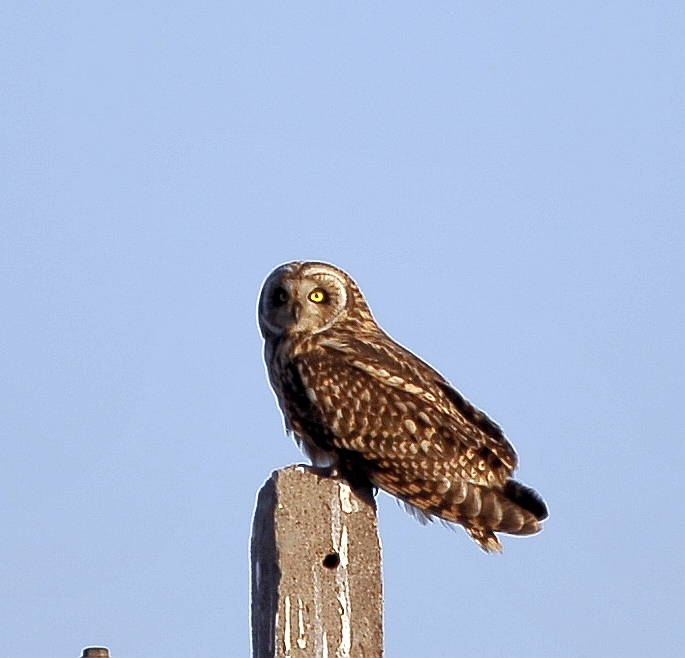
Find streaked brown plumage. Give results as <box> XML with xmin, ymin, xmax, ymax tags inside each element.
<box><xmin>258</xmin><ymin>260</ymin><xmax>548</xmax><ymax>552</ymax></box>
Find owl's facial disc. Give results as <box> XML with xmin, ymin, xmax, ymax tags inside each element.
<box><xmin>258</xmin><ymin>262</ymin><xmax>349</xmax><ymax>337</ymax></box>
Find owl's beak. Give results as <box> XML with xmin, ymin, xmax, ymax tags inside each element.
<box><xmin>291</xmin><ymin>301</ymin><xmax>302</xmax><ymax>323</ymax></box>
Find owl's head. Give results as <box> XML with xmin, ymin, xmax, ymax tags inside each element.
<box><xmin>258</xmin><ymin>261</ymin><xmax>372</xmax><ymax>338</ymax></box>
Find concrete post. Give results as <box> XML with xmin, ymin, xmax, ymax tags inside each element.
<box><xmin>251</xmin><ymin>465</ymin><xmax>384</xmax><ymax>658</ymax></box>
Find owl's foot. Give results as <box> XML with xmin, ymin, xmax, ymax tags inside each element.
<box><xmin>303</xmin><ymin>463</ymin><xmax>377</xmax><ymax>508</ymax></box>
<box><xmin>307</xmin><ymin>463</ymin><xmax>340</xmax><ymax>478</ymax></box>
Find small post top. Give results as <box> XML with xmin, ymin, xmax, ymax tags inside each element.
<box><xmin>81</xmin><ymin>648</ymin><xmax>110</xmax><ymax>658</ymax></box>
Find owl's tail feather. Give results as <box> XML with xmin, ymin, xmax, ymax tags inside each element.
<box><xmin>465</xmin><ymin>527</ymin><xmax>505</xmax><ymax>553</ymax></box>
<box><xmin>459</xmin><ymin>479</ymin><xmax>548</xmax><ymax>552</ymax></box>
<box><xmin>503</xmin><ymin>479</ymin><xmax>549</xmax><ymax>521</ymax></box>
<box><xmin>460</xmin><ymin>480</ymin><xmax>548</xmax><ymax>552</ymax></box>
<box><xmin>376</xmin><ymin>473</ymin><xmax>548</xmax><ymax>552</ymax></box>
<box><xmin>414</xmin><ymin>477</ymin><xmax>548</xmax><ymax>553</ymax></box>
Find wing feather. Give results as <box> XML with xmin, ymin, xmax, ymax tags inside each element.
<box><xmin>293</xmin><ymin>336</ymin><xmax>518</xmax><ymax>488</ymax></box>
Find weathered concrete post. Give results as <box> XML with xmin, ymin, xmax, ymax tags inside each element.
<box><xmin>251</xmin><ymin>465</ymin><xmax>384</xmax><ymax>658</ymax></box>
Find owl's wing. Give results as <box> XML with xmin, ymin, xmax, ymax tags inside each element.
<box><xmin>295</xmin><ymin>335</ymin><xmax>518</xmax><ymax>489</ymax></box>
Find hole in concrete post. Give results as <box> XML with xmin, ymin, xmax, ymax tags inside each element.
<box><xmin>322</xmin><ymin>551</ymin><xmax>340</xmax><ymax>569</ymax></box>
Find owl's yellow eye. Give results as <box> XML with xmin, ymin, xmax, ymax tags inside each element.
<box><xmin>308</xmin><ymin>288</ymin><xmax>327</xmax><ymax>304</ymax></box>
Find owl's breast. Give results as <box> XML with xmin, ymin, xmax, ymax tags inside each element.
<box><xmin>274</xmin><ymin>356</ymin><xmax>338</xmax><ymax>451</ymax></box>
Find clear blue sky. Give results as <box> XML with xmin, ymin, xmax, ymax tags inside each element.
<box><xmin>1</xmin><ymin>3</ymin><xmax>682</xmax><ymax>657</ymax></box>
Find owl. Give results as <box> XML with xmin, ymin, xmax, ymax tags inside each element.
<box><xmin>258</xmin><ymin>261</ymin><xmax>548</xmax><ymax>552</ymax></box>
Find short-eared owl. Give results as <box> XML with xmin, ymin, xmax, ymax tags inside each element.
<box><xmin>258</xmin><ymin>261</ymin><xmax>547</xmax><ymax>552</ymax></box>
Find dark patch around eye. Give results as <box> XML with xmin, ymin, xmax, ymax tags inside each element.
<box><xmin>271</xmin><ymin>286</ymin><xmax>288</xmax><ymax>306</ymax></box>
